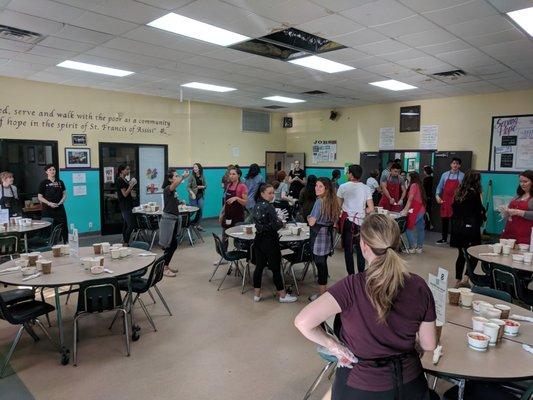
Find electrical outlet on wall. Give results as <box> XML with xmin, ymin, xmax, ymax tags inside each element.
<box><xmin>88</xmin><ymin>222</ymin><xmax>93</xmax><ymax>230</ymax></box>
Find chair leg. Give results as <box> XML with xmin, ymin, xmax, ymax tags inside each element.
<box><xmin>65</xmin><ymin>285</ymin><xmax>73</xmax><ymax>305</ymax></box>
<box><xmin>138</xmin><ymin>297</ymin><xmax>157</xmax><ymax>332</ymax></box>
<box><xmin>241</xmin><ymin>262</ymin><xmax>248</xmax><ymax>294</ymax></box>
<box><xmin>153</xmin><ymin>285</ymin><xmax>172</xmax><ymax>316</ymax></box>
<box><xmin>0</xmin><ymin>325</ymin><xmax>24</xmax><ymax>378</ymax></box>
<box><xmin>23</xmin><ymin>323</ymin><xmax>40</xmax><ymax>342</ymax></box>
<box><xmin>194</xmin><ymin>226</ymin><xmax>205</xmax><ymax>243</ymax></box>
<box><xmin>300</xmin><ymin>262</ymin><xmax>310</xmax><ymax>281</ymax></box>
<box><xmin>147</xmin><ymin>288</ymin><xmax>157</xmax><ymax>304</ymax></box>
<box><xmin>209</xmin><ymin>258</ymin><xmax>223</xmax><ymax>282</ymax></box>
<box><xmin>302</xmin><ymin>362</ymin><xmax>336</xmax><ymax>400</ymax></box>
<box><xmin>149</xmin><ymin>231</ymin><xmax>157</xmax><ymax>250</ymax></box>
<box><xmin>73</xmin><ymin>315</ymin><xmax>80</xmax><ymax>366</ymax></box>
<box><xmin>217</xmin><ymin>262</ymin><xmax>233</xmax><ymax>291</ymax></box>
<box><xmin>34</xmin><ymin>318</ymin><xmax>60</xmax><ymax>351</ymax></box>
<box><xmin>121</xmin><ymin>309</ymin><xmax>131</xmax><ymax>357</ymax></box>
<box><xmin>187</xmin><ymin>228</ymin><xmax>194</xmax><ymax>246</ymax></box>
<box><xmin>40</xmin><ymin>288</ymin><xmax>52</xmax><ymax>327</ymax></box>
<box><xmin>290</xmin><ymin>265</ymin><xmax>300</xmax><ymax>295</ymax></box>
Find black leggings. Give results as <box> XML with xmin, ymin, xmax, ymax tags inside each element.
<box><xmin>43</xmin><ymin>205</ymin><xmax>68</xmax><ymax>244</ymax></box>
<box><xmin>313</xmin><ymin>254</ymin><xmax>329</xmax><ymax>286</ymax></box>
<box><xmin>332</xmin><ymin>368</ymin><xmax>431</xmax><ymax>400</ymax></box>
<box><xmin>163</xmin><ymin>220</ymin><xmax>180</xmax><ymax>266</ymax></box>
<box><xmin>342</xmin><ymin>219</ymin><xmax>365</xmax><ymax>275</ymax></box>
<box><xmin>253</xmin><ymin>234</ymin><xmax>284</xmax><ymax>291</ymax></box>
<box><xmin>120</xmin><ymin>207</ymin><xmax>134</xmax><ymax>244</ymax></box>
<box><xmin>441</xmin><ymin>217</ymin><xmax>450</xmax><ymax>241</ymax></box>
<box><xmin>455</xmin><ymin>247</ymin><xmax>478</xmax><ymax>280</ymax></box>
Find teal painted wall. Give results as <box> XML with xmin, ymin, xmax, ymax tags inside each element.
<box><xmin>481</xmin><ymin>172</ymin><xmax>520</xmax><ymax>235</ymax></box>
<box><xmin>60</xmin><ymin>169</ymin><xmax>101</xmax><ymax>234</ymax></box>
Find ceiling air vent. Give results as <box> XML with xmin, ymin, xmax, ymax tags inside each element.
<box><xmin>302</xmin><ymin>90</ymin><xmax>328</xmax><ymax>95</ymax></box>
<box><xmin>0</xmin><ymin>25</ymin><xmax>44</xmax><ymax>44</ymax></box>
<box><xmin>264</xmin><ymin>105</ymin><xmax>286</xmax><ymax>109</ymax></box>
<box><xmin>432</xmin><ymin>69</ymin><xmax>466</xmax><ymax>79</ymax></box>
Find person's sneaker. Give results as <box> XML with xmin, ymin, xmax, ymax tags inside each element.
<box><xmin>308</xmin><ymin>293</ymin><xmax>320</xmax><ymax>302</ymax></box>
<box><xmin>253</xmin><ymin>296</ymin><xmax>262</xmax><ymax>302</ymax></box>
<box><xmin>435</xmin><ymin>239</ymin><xmax>447</xmax><ymax>245</ymax></box>
<box><xmin>279</xmin><ymin>294</ymin><xmax>298</xmax><ymax>303</ymax></box>
<box><xmin>415</xmin><ymin>247</ymin><xmax>423</xmax><ymax>254</ymax></box>
<box><xmin>163</xmin><ymin>268</ymin><xmax>176</xmax><ymax>277</ymax></box>
<box><xmin>196</xmin><ymin>225</ymin><xmax>205</xmax><ymax>232</ymax></box>
<box><xmin>213</xmin><ymin>259</ymin><xmax>228</xmax><ymax>266</ymax></box>
<box><xmin>408</xmin><ymin>248</ymin><xmax>416</xmax><ymax>254</ymax></box>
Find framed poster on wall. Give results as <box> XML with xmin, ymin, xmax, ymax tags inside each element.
<box><xmin>489</xmin><ymin>114</ymin><xmax>533</xmax><ymax>171</ymax></box>
<box><xmin>400</xmin><ymin>105</ymin><xmax>421</xmax><ymax>132</ymax></box>
<box><xmin>65</xmin><ymin>147</ymin><xmax>91</xmax><ymax>168</ymax></box>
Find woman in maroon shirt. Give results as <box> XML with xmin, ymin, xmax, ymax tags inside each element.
<box><xmin>295</xmin><ymin>213</ymin><xmax>437</xmax><ymax>400</ymax></box>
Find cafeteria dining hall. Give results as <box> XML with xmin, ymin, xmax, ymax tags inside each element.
<box><xmin>0</xmin><ymin>1</ymin><xmax>533</xmax><ymax>399</ymax></box>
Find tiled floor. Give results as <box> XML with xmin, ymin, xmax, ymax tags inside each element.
<box><xmin>1</xmin><ymin>220</ymin><xmax>462</xmax><ymax>399</ymax></box>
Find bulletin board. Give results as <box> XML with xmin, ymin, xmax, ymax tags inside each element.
<box><xmin>489</xmin><ymin>114</ymin><xmax>533</xmax><ymax>172</ymax></box>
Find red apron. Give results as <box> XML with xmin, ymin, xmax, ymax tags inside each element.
<box><xmin>378</xmin><ymin>176</ymin><xmax>402</xmax><ymax>212</ymax></box>
<box><xmin>221</xmin><ymin>182</ymin><xmax>245</xmax><ymax>229</ymax></box>
<box><xmin>501</xmin><ymin>196</ymin><xmax>533</xmax><ymax>244</ymax></box>
<box><xmin>440</xmin><ymin>174</ymin><xmax>460</xmax><ymax>218</ymax></box>
<box><xmin>406</xmin><ymin>184</ymin><xmax>426</xmax><ymax>229</ymax></box>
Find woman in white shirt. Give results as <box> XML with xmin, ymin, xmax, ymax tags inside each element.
<box><xmin>366</xmin><ymin>169</ymin><xmax>381</xmax><ymax>206</ymax></box>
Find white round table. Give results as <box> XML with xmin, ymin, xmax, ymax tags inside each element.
<box><xmin>0</xmin><ymin>246</ymin><xmax>156</xmax><ymax>365</ymax></box>
<box><xmin>468</xmin><ymin>244</ymin><xmax>533</xmax><ymax>273</ymax></box>
<box><xmin>0</xmin><ymin>220</ymin><xmax>52</xmax><ymax>252</ymax></box>
<box><xmin>225</xmin><ymin>223</ymin><xmax>310</xmax><ymax>243</ymax></box>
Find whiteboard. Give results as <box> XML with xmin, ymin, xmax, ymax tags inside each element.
<box><xmin>489</xmin><ymin>114</ymin><xmax>533</xmax><ymax>172</ymax></box>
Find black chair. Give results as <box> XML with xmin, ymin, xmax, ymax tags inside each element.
<box><xmin>210</xmin><ymin>233</ymin><xmax>248</xmax><ymax>291</ymax></box>
<box><xmin>282</xmin><ymin>241</ymin><xmax>315</xmax><ymax>295</ymax></box>
<box><xmin>471</xmin><ymin>285</ymin><xmax>512</xmax><ymax>303</ymax></box>
<box><xmin>463</xmin><ymin>248</ymin><xmax>492</xmax><ymax>288</ymax></box>
<box><xmin>110</xmin><ymin>256</ymin><xmax>171</xmax><ymax>332</ymax></box>
<box><xmin>181</xmin><ymin>210</ymin><xmax>204</xmax><ymax>246</ymax></box>
<box><xmin>0</xmin><ymin>295</ymin><xmax>58</xmax><ymax>377</ymax></box>
<box><xmin>28</xmin><ymin>223</ymin><xmax>63</xmax><ymax>252</ymax></box>
<box><xmin>73</xmin><ymin>277</ymin><xmax>130</xmax><ymax>366</ymax></box>
<box><xmin>129</xmin><ymin>241</ymin><xmax>156</xmax><ymax>304</ymax></box>
<box><xmin>0</xmin><ymin>236</ymin><xmax>19</xmax><ymax>263</ymax></box>
<box><xmin>395</xmin><ymin>216</ymin><xmax>410</xmax><ymax>253</ymax></box>
<box><xmin>133</xmin><ymin>215</ymin><xmax>159</xmax><ymax>249</ymax></box>
<box><xmin>492</xmin><ymin>264</ymin><xmax>519</xmax><ymax>300</ymax></box>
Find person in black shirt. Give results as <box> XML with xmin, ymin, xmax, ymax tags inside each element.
<box><xmin>187</xmin><ymin>163</ymin><xmax>206</xmax><ymax>230</ymax></box>
<box><xmin>251</xmin><ymin>183</ymin><xmax>297</xmax><ymax>303</ymax></box>
<box><xmin>159</xmin><ymin>168</ymin><xmax>189</xmax><ymax>277</ymax></box>
<box><xmin>288</xmin><ymin>160</ymin><xmax>306</xmax><ymax>198</ymax></box>
<box><xmin>38</xmin><ymin>164</ymin><xmax>68</xmax><ymax>244</ymax></box>
<box><xmin>115</xmin><ymin>164</ymin><xmax>137</xmax><ymax>246</ymax></box>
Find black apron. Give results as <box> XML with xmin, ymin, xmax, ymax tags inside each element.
<box><xmin>0</xmin><ymin>185</ymin><xmax>22</xmax><ymax>217</ymax></box>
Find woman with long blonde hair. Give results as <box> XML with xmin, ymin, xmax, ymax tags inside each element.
<box><xmin>295</xmin><ymin>213</ymin><xmax>437</xmax><ymax>399</ymax></box>
<box><xmin>308</xmin><ymin>177</ymin><xmax>341</xmax><ymax>300</ymax></box>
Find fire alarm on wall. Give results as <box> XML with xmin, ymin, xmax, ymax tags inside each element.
<box><xmin>283</xmin><ymin>117</ymin><xmax>293</xmax><ymax>128</ymax></box>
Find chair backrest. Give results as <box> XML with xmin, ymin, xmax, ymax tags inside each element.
<box><xmin>212</xmin><ymin>233</ymin><xmax>227</xmax><ymax>259</ymax></box>
<box><xmin>76</xmin><ymin>277</ymin><xmax>122</xmax><ymax>313</ymax></box>
<box><xmin>144</xmin><ymin>256</ymin><xmax>166</xmax><ymax>289</ymax></box>
<box><xmin>130</xmin><ymin>241</ymin><xmax>150</xmax><ymax>251</ymax></box>
<box><xmin>48</xmin><ymin>223</ymin><xmax>63</xmax><ymax>246</ymax></box>
<box><xmin>147</xmin><ymin>215</ymin><xmax>159</xmax><ymax>230</ymax></box>
<box><xmin>492</xmin><ymin>265</ymin><xmax>518</xmax><ymax>299</ymax></box>
<box><xmin>462</xmin><ymin>248</ymin><xmax>491</xmax><ymax>287</ymax></box>
<box><xmin>0</xmin><ymin>236</ymin><xmax>18</xmax><ymax>257</ymax></box>
<box><xmin>136</xmin><ymin>214</ymin><xmax>150</xmax><ymax>230</ymax></box>
<box><xmin>472</xmin><ymin>285</ymin><xmax>513</xmax><ymax>303</ymax></box>
<box><xmin>396</xmin><ymin>216</ymin><xmax>408</xmax><ymax>233</ymax></box>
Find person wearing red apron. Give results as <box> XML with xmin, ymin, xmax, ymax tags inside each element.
<box><xmin>378</xmin><ymin>163</ymin><xmax>405</xmax><ymax>212</ymax></box>
<box><xmin>219</xmin><ymin>167</ymin><xmax>248</xmax><ymax>250</ymax></box>
<box><xmin>435</xmin><ymin>158</ymin><xmax>464</xmax><ymax>244</ymax></box>
<box><xmin>401</xmin><ymin>172</ymin><xmax>427</xmax><ymax>253</ymax></box>
<box><xmin>501</xmin><ymin>170</ymin><xmax>533</xmax><ymax>245</ymax></box>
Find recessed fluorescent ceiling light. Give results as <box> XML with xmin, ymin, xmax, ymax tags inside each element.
<box><xmin>147</xmin><ymin>13</ymin><xmax>249</xmax><ymax>46</ymax></box>
<box><xmin>181</xmin><ymin>82</ymin><xmax>236</xmax><ymax>92</ymax></box>
<box><xmin>507</xmin><ymin>7</ymin><xmax>533</xmax><ymax>36</ymax></box>
<box><xmin>288</xmin><ymin>55</ymin><xmax>354</xmax><ymax>73</ymax></box>
<box><xmin>263</xmin><ymin>96</ymin><xmax>305</xmax><ymax>103</ymax></box>
<box><xmin>57</xmin><ymin>60</ymin><xmax>133</xmax><ymax>77</ymax></box>
<box><xmin>369</xmin><ymin>80</ymin><xmax>417</xmax><ymax>91</ymax></box>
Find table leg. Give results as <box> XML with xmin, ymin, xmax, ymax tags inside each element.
<box><xmin>53</xmin><ymin>287</ymin><xmax>70</xmax><ymax>365</ymax></box>
<box><xmin>128</xmin><ymin>275</ymin><xmax>141</xmax><ymax>341</ymax></box>
<box><xmin>24</xmin><ymin>233</ymin><xmax>28</xmax><ymax>253</ymax></box>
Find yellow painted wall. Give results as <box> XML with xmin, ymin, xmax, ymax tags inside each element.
<box><xmin>0</xmin><ymin>76</ymin><xmax>286</xmax><ymax>167</ymax></box>
<box><xmin>286</xmin><ymin>89</ymin><xmax>533</xmax><ymax>169</ymax></box>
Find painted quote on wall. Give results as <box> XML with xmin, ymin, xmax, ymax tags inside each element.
<box><xmin>0</xmin><ymin>104</ymin><xmax>172</xmax><ymax>136</ymax></box>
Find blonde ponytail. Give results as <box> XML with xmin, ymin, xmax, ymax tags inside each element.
<box><xmin>361</xmin><ymin>214</ymin><xmax>409</xmax><ymax>324</ymax></box>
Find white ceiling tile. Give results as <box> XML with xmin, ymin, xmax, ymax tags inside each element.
<box><xmin>396</xmin><ymin>55</ymin><xmax>451</xmax><ymax>69</ymax></box>
<box><xmin>397</xmin><ymin>28</ymin><xmax>458</xmax><ymax>47</ymax></box>
<box><xmin>308</xmin><ymin>0</ymin><xmax>374</xmax><ymax>12</ymax></box>
<box><xmin>354</xmin><ymin>39</ymin><xmax>411</xmax><ymax>56</ymax></box>
<box><xmin>334</xmin><ymin>29</ymin><xmax>388</xmax><ymax>47</ymax></box>
<box><xmin>436</xmin><ymin>48</ymin><xmax>496</xmax><ymax>68</ymax></box>
<box><xmin>467</xmin><ymin>64</ymin><xmax>511</xmax><ymax>76</ymax></box>
<box><xmin>381</xmin><ymin>48</ymin><xmax>427</xmax><ymax>62</ymax></box>
<box><xmin>296</xmin><ymin>14</ymin><xmax>364</xmax><ymax>38</ymax></box>
<box><xmin>38</xmin><ymin>36</ymin><xmax>95</xmax><ymax>52</ymax></box>
<box><xmin>465</xmin><ymin>29</ymin><xmax>527</xmax><ymax>47</ymax></box>
<box><xmin>27</xmin><ymin>45</ymin><xmax>78</xmax><ymax>60</ymax></box>
<box><xmin>481</xmin><ymin>39</ymin><xmax>533</xmax><ymax>60</ymax></box>
<box><xmin>320</xmin><ymin>48</ymin><xmax>368</xmax><ymax>63</ymax></box>
<box><xmin>7</xmin><ymin>0</ymin><xmax>85</xmax><ymax>22</ymax></box>
<box><xmin>54</xmin><ymin>25</ymin><xmax>114</xmax><ymax>44</ymax></box>
<box><xmin>240</xmin><ymin>0</ymin><xmax>329</xmax><ymax>25</ymax></box>
<box><xmin>86</xmin><ymin>46</ymin><xmax>171</xmax><ymax>67</ymax></box>
<box><xmin>423</xmin><ymin>0</ymin><xmax>499</xmax><ymax>26</ymax></box>
<box><xmin>103</xmin><ymin>37</ymin><xmax>189</xmax><ymax>62</ymax></box>
<box><xmin>85</xmin><ymin>0</ymin><xmax>167</xmax><ymax>24</ymax></box>
<box><xmin>6</xmin><ymin>51</ymin><xmax>58</xmax><ymax>65</ymax></box>
<box><xmin>485</xmin><ymin>0</ymin><xmax>533</xmax><ymax>13</ymax></box>
<box><xmin>349</xmin><ymin>56</ymin><xmax>388</xmax><ymax>68</ymax></box>
<box><xmin>202</xmin><ymin>47</ymin><xmax>255</xmax><ymax>62</ymax></box>
<box><xmin>71</xmin><ymin>11</ymin><xmax>138</xmax><ymax>35</ymax></box>
<box><xmin>341</xmin><ymin>0</ymin><xmax>415</xmax><ymax>26</ymax></box>
<box><xmin>70</xmin><ymin>54</ymin><xmax>144</xmax><ymax>72</ymax></box>
<box><xmin>397</xmin><ymin>0</ymin><xmax>471</xmax><ymax>13</ymax></box>
<box><xmin>176</xmin><ymin>0</ymin><xmax>252</xmax><ymax>27</ymax></box>
<box><xmin>220</xmin><ymin>13</ymin><xmax>280</xmax><ymax>38</ymax></box>
<box><xmin>0</xmin><ymin>10</ymin><xmax>64</xmax><ymax>35</ymax></box>
<box><xmin>447</xmin><ymin>15</ymin><xmax>515</xmax><ymax>37</ymax></box>
<box><xmin>372</xmin><ymin>15</ymin><xmax>438</xmax><ymax>37</ymax></box>
<box><xmin>0</xmin><ymin>38</ymin><xmax>33</xmax><ymax>52</ymax></box>
<box><xmin>132</xmin><ymin>0</ymin><xmax>194</xmax><ymax>10</ymax></box>
<box><xmin>419</xmin><ymin>40</ymin><xmax>472</xmax><ymax>55</ymax></box>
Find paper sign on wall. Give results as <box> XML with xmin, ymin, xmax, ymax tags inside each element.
<box><xmin>72</xmin><ymin>172</ymin><xmax>86</xmax><ymax>184</ymax></box>
<box><xmin>232</xmin><ymin>146</ymin><xmax>240</xmax><ymax>157</ymax></box>
<box><xmin>104</xmin><ymin>167</ymin><xmax>114</xmax><ymax>184</ymax></box>
<box><xmin>379</xmin><ymin>127</ymin><xmax>395</xmax><ymax>150</ymax></box>
<box><xmin>312</xmin><ymin>140</ymin><xmax>337</xmax><ymax>163</ymax></box>
<box><xmin>420</xmin><ymin>125</ymin><xmax>438</xmax><ymax>149</ymax></box>
<box><xmin>428</xmin><ymin>267</ymin><xmax>448</xmax><ymax>324</ymax></box>
<box><xmin>73</xmin><ymin>185</ymin><xmax>87</xmax><ymax>196</ymax></box>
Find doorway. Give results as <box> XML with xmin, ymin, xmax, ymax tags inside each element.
<box><xmin>0</xmin><ymin>139</ymin><xmax>59</xmax><ymax>208</ymax></box>
<box><xmin>264</xmin><ymin>152</ymin><xmax>306</xmax><ymax>183</ymax></box>
<box><xmin>99</xmin><ymin>143</ymin><xmax>168</xmax><ymax>235</ymax></box>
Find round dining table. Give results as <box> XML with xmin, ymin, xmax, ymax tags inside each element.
<box><xmin>467</xmin><ymin>244</ymin><xmax>533</xmax><ymax>273</ymax></box>
<box><xmin>225</xmin><ymin>223</ymin><xmax>311</xmax><ymax>243</ymax></box>
<box><xmin>0</xmin><ymin>246</ymin><xmax>156</xmax><ymax>365</ymax></box>
<box><xmin>0</xmin><ymin>220</ymin><xmax>52</xmax><ymax>252</ymax></box>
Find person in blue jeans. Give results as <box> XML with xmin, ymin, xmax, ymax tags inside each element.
<box><xmin>401</xmin><ymin>172</ymin><xmax>427</xmax><ymax>254</ymax></box>
<box><xmin>188</xmin><ymin>163</ymin><xmax>207</xmax><ymax>231</ymax></box>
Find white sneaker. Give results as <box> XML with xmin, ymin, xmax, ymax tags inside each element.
<box><xmin>415</xmin><ymin>247</ymin><xmax>423</xmax><ymax>254</ymax></box>
<box><xmin>213</xmin><ymin>259</ymin><xmax>228</xmax><ymax>266</ymax></box>
<box><xmin>408</xmin><ymin>248</ymin><xmax>416</xmax><ymax>254</ymax></box>
<box><xmin>253</xmin><ymin>295</ymin><xmax>262</xmax><ymax>302</ymax></box>
<box><xmin>279</xmin><ymin>294</ymin><xmax>298</xmax><ymax>303</ymax></box>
